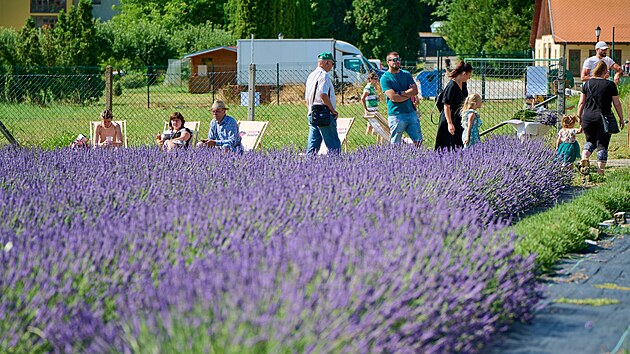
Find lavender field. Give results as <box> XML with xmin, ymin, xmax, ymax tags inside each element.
<box><xmin>0</xmin><ymin>137</ymin><xmax>571</xmax><ymax>353</ymax></box>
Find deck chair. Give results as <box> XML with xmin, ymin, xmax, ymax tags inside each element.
<box><xmin>319</xmin><ymin>117</ymin><xmax>354</xmax><ymax>155</ymax></box>
<box><xmin>502</xmin><ymin>119</ymin><xmax>552</xmax><ymax>141</ymax></box>
<box><xmin>363</xmin><ymin>112</ymin><xmax>390</xmax><ymax>144</ymax></box>
<box><xmin>163</xmin><ymin>121</ymin><xmax>200</xmax><ymax>147</ymax></box>
<box><xmin>89</xmin><ymin>120</ymin><xmax>128</xmax><ymax>147</ymax></box>
<box><xmin>237</xmin><ymin>120</ymin><xmax>269</xmax><ymax>151</ymax></box>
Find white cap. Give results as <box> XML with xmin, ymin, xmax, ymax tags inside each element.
<box><xmin>76</xmin><ymin>134</ymin><xmax>86</xmax><ymax>141</ymax></box>
<box><xmin>595</xmin><ymin>41</ymin><xmax>608</xmax><ymax>50</ymax></box>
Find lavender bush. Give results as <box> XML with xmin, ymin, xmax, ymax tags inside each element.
<box><xmin>0</xmin><ymin>136</ymin><xmax>569</xmax><ymax>353</ymax></box>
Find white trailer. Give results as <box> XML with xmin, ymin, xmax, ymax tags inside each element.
<box><xmin>237</xmin><ymin>38</ymin><xmax>373</xmax><ymax>85</ymax></box>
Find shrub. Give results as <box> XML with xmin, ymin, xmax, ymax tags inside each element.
<box><xmin>113</xmin><ymin>81</ymin><xmax>123</xmax><ymax>96</ymax></box>
<box><xmin>120</xmin><ymin>73</ymin><xmax>147</xmax><ymax>89</ymax></box>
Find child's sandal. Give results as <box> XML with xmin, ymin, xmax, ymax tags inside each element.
<box><xmin>579</xmin><ymin>159</ymin><xmax>590</xmax><ymax>176</ymax></box>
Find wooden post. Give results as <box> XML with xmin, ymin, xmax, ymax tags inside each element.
<box><xmin>105</xmin><ymin>66</ymin><xmax>113</xmax><ymax>111</ymax></box>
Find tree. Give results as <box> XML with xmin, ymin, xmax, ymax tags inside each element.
<box><xmin>311</xmin><ymin>0</ymin><xmax>356</xmax><ymax>42</ymax></box>
<box><xmin>225</xmin><ymin>0</ymin><xmax>276</xmax><ymax>39</ymax></box>
<box><xmin>111</xmin><ymin>19</ymin><xmax>175</xmax><ymax>67</ymax></box>
<box><xmin>114</xmin><ymin>0</ymin><xmax>229</xmax><ymax>30</ymax></box>
<box><xmin>351</xmin><ymin>0</ymin><xmax>423</xmax><ymax>61</ymax></box>
<box><xmin>54</xmin><ymin>0</ymin><xmax>99</xmax><ymax>67</ymax></box>
<box><xmin>0</xmin><ymin>27</ymin><xmax>19</xmax><ymax>66</ymax></box>
<box><xmin>421</xmin><ymin>0</ymin><xmax>533</xmax><ymax>54</ymax></box>
<box><xmin>16</xmin><ymin>18</ymin><xmax>43</xmax><ymax>67</ymax></box>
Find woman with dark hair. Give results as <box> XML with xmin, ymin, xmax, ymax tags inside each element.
<box><xmin>435</xmin><ymin>61</ymin><xmax>474</xmax><ymax>150</ymax></box>
<box><xmin>577</xmin><ymin>60</ymin><xmax>625</xmax><ymax>175</ymax></box>
<box><xmin>156</xmin><ymin>112</ymin><xmax>193</xmax><ymax>151</ymax></box>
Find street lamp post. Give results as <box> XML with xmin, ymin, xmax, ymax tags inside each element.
<box><xmin>595</xmin><ymin>26</ymin><xmax>601</xmax><ymax>42</ymax></box>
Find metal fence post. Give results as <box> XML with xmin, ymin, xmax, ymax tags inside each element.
<box><xmin>481</xmin><ymin>51</ymin><xmax>486</xmax><ymax>101</ymax></box>
<box><xmin>147</xmin><ymin>65</ymin><xmax>151</xmax><ymax>109</ymax></box>
<box><xmin>211</xmin><ymin>63</ymin><xmax>215</xmax><ymax>103</ymax></box>
<box><xmin>248</xmin><ymin>63</ymin><xmax>255</xmax><ymax>121</ymax></box>
<box><xmin>105</xmin><ymin>66</ymin><xmax>113</xmax><ymax>111</ymax></box>
<box><xmin>276</xmin><ymin>63</ymin><xmax>280</xmax><ymax>105</ymax></box>
<box><xmin>340</xmin><ymin>63</ymin><xmax>344</xmax><ymax>105</ymax></box>
<box><xmin>557</xmin><ymin>57</ymin><xmax>566</xmax><ymax>128</ymax></box>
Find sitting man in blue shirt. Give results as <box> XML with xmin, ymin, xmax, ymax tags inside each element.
<box><xmin>197</xmin><ymin>100</ymin><xmax>242</xmax><ymax>152</ymax></box>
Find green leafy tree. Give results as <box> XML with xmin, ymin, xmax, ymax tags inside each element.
<box><xmin>16</xmin><ymin>18</ymin><xmax>43</xmax><ymax>67</ymax></box>
<box><xmin>225</xmin><ymin>0</ymin><xmax>276</xmax><ymax>38</ymax></box>
<box><xmin>39</xmin><ymin>26</ymin><xmax>58</xmax><ymax>67</ymax></box>
<box><xmin>351</xmin><ymin>0</ymin><xmax>422</xmax><ymax>60</ymax></box>
<box><xmin>170</xmin><ymin>23</ymin><xmax>235</xmax><ymax>56</ymax></box>
<box><xmin>421</xmin><ymin>0</ymin><xmax>533</xmax><ymax>54</ymax></box>
<box><xmin>54</xmin><ymin>0</ymin><xmax>99</xmax><ymax>67</ymax></box>
<box><xmin>0</xmin><ymin>27</ymin><xmax>19</xmax><ymax>66</ymax></box>
<box><xmin>110</xmin><ymin>19</ymin><xmax>175</xmax><ymax>67</ymax></box>
<box><xmin>114</xmin><ymin>0</ymin><xmax>229</xmax><ymax>30</ymax></box>
<box><xmin>311</xmin><ymin>0</ymin><xmax>356</xmax><ymax>42</ymax></box>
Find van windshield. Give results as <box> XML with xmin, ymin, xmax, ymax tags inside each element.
<box><xmin>344</xmin><ymin>58</ymin><xmax>364</xmax><ymax>73</ymax></box>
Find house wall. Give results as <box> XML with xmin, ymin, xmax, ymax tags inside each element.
<box><xmin>535</xmin><ymin>35</ymin><xmax>630</xmax><ymax>82</ymax></box>
<box><xmin>91</xmin><ymin>0</ymin><xmax>119</xmax><ymax>21</ymax></box>
<box><xmin>0</xmin><ymin>1</ymin><xmax>77</xmax><ymax>29</ymax></box>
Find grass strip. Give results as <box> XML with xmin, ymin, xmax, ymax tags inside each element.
<box><xmin>594</xmin><ymin>283</ymin><xmax>630</xmax><ymax>291</ymax></box>
<box><xmin>513</xmin><ymin>168</ymin><xmax>630</xmax><ymax>273</ymax></box>
<box><xmin>553</xmin><ymin>298</ymin><xmax>620</xmax><ymax>306</ymax></box>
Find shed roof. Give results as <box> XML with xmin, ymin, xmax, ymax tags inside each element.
<box><xmin>183</xmin><ymin>46</ymin><xmax>236</xmax><ymax>59</ymax></box>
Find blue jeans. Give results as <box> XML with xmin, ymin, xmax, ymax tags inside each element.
<box><xmin>306</xmin><ymin>114</ymin><xmax>341</xmax><ymax>154</ymax></box>
<box><xmin>389</xmin><ymin>111</ymin><xmax>423</xmax><ymax>144</ymax></box>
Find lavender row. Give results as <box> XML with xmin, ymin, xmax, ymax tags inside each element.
<box><xmin>0</xmin><ymin>137</ymin><xmax>568</xmax><ymax>352</ymax></box>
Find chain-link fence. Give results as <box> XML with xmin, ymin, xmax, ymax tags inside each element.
<box><xmin>0</xmin><ymin>58</ymin><xmax>566</xmax><ymax>149</ymax></box>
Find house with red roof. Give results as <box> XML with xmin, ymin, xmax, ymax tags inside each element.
<box><xmin>530</xmin><ymin>0</ymin><xmax>630</xmax><ymax>81</ymax></box>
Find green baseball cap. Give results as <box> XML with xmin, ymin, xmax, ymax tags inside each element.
<box><xmin>317</xmin><ymin>52</ymin><xmax>336</xmax><ymax>62</ymax></box>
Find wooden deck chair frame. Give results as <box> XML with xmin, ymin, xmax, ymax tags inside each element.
<box><xmin>237</xmin><ymin>120</ymin><xmax>269</xmax><ymax>151</ymax></box>
<box><xmin>90</xmin><ymin>120</ymin><xmax>128</xmax><ymax>147</ymax></box>
<box><xmin>319</xmin><ymin>117</ymin><xmax>354</xmax><ymax>155</ymax></box>
<box><xmin>363</xmin><ymin>112</ymin><xmax>390</xmax><ymax>144</ymax></box>
<box><xmin>163</xmin><ymin>121</ymin><xmax>200</xmax><ymax>147</ymax></box>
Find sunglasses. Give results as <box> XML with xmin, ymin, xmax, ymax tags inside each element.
<box><xmin>388</xmin><ymin>58</ymin><xmax>401</xmax><ymax>63</ymax></box>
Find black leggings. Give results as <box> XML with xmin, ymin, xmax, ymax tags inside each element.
<box><xmin>582</xmin><ymin>119</ymin><xmax>611</xmax><ymax>161</ymax></box>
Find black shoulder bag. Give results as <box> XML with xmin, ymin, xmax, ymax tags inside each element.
<box><xmin>310</xmin><ymin>80</ymin><xmax>332</xmax><ymax>127</ymax></box>
<box><xmin>586</xmin><ymin>80</ymin><xmax>620</xmax><ymax>134</ymax></box>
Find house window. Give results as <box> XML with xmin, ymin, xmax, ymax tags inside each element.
<box><xmin>92</xmin><ymin>0</ymin><xmax>101</xmax><ymax>4</ymax></box>
<box><xmin>611</xmin><ymin>50</ymin><xmax>621</xmax><ymax>64</ymax></box>
<box><xmin>33</xmin><ymin>16</ymin><xmax>58</xmax><ymax>28</ymax></box>
<box><xmin>589</xmin><ymin>49</ymin><xmax>622</xmax><ymax>64</ymax></box>
<box><xmin>569</xmin><ymin>50</ymin><xmax>581</xmax><ymax>78</ymax></box>
<box><xmin>31</xmin><ymin>0</ymin><xmax>67</xmax><ymax>13</ymax></box>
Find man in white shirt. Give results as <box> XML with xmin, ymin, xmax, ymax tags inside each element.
<box><xmin>581</xmin><ymin>41</ymin><xmax>623</xmax><ymax>85</ymax></box>
<box><xmin>305</xmin><ymin>52</ymin><xmax>341</xmax><ymax>154</ymax></box>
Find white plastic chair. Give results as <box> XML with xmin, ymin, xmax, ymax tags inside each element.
<box><xmin>89</xmin><ymin>120</ymin><xmax>128</xmax><ymax>147</ymax></box>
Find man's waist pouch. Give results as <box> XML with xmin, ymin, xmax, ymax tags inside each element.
<box><xmin>311</xmin><ymin>104</ymin><xmax>332</xmax><ymax>127</ymax></box>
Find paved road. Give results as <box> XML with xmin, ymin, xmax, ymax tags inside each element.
<box><xmin>487</xmin><ymin>230</ymin><xmax>630</xmax><ymax>354</ymax></box>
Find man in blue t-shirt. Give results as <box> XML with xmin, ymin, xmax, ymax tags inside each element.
<box><xmin>380</xmin><ymin>51</ymin><xmax>422</xmax><ymax>146</ymax></box>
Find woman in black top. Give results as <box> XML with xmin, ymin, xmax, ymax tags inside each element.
<box><xmin>435</xmin><ymin>61</ymin><xmax>473</xmax><ymax>150</ymax></box>
<box><xmin>157</xmin><ymin>112</ymin><xmax>193</xmax><ymax>151</ymax></box>
<box><xmin>577</xmin><ymin>61</ymin><xmax>625</xmax><ymax>175</ymax></box>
